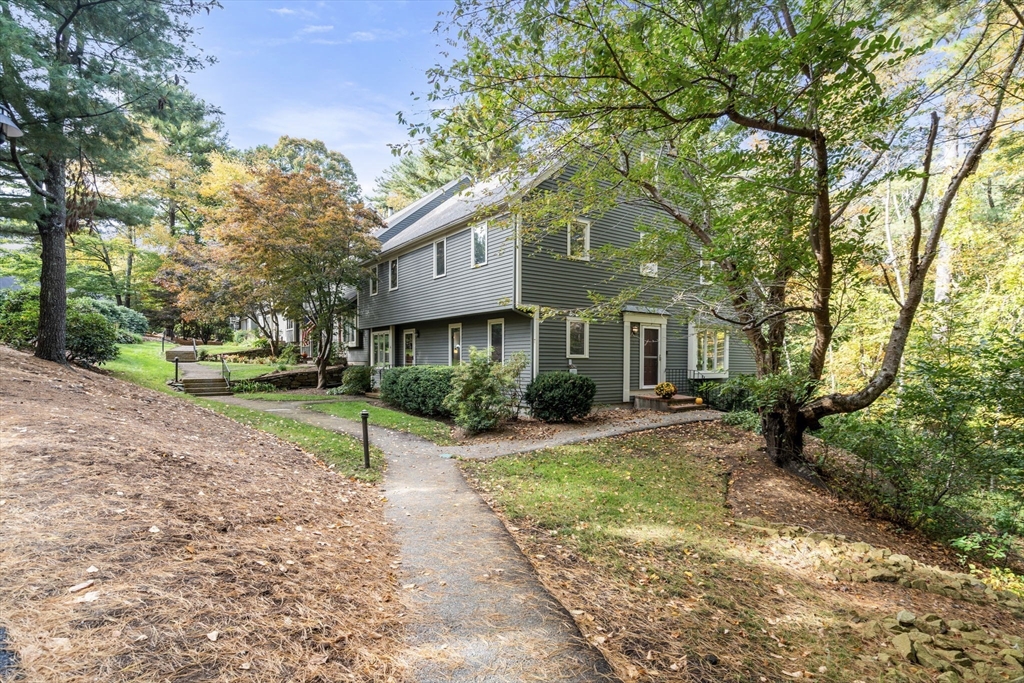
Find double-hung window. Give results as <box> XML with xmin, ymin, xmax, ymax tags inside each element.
<box><xmin>488</xmin><ymin>318</ymin><xmax>504</xmax><ymax>363</ymax></box>
<box><xmin>567</xmin><ymin>218</ymin><xmax>591</xmax><ymax>260</ymax></box>
<box><xmin>471</xmin><ymin>223</ymin><xmax>487</xmax><ymax>267</ymax></box>
<box><xmin>434</xmin><ymin>238</ymin><xmax>446</xmax><ymax>278</ymax></box>
<box><xmin>566</xmin><ymin>318</ymin><xmax>589</xmax><ymax>358</ymax></box>
<box><xmin>343</xmin><ymin>318</ymin><xmax>360</xmax><ymax>348</ymax></box>
<box><xmin>369</xmin><ymin>265</ymin><xmax>379</xmax><ymax>296</ymax></box>
<box><xmin>389</xmin><ymin>259</ymin><xmax>398</xmax><ymax>290</ymax></box>
<box><xmin>689</xmin><ymin>323</ymin><xmax>729</xmax><ymax>378</ymax></box>
<box><xmin>371</xmin><ymin>330</ymin><xmax>391</xmax><ymax>367</ymax></box>
<box><xmin>638</xmin><ymin>232</ymin><xmax>658</xmax><ymax>277</ymax></box>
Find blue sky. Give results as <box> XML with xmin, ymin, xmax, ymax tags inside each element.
<box><xmin>185</xmin><ymin>1</ymin><xmax>454</xmax><ymax>195</ymax></box>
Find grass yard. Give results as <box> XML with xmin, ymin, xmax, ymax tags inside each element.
<box><xmin>198</xmin><ymin>399</ymin><xmax>385</xmax><ymax>481</ymax></box>
<box><xmin>460</xmin><ymin>426</ymin><xmax>1006</xmax><ymax>683</ymax></box>
<box><xmin>308</xmin><ymin>400</ymin><xmax>456</xmax><ymax>446</ymax></box>
<box><xmin>104</xmin><ymin>341</ymin><xmax>179</xmax><ymax>393</ymax></box>
<box><xmin>107</xmin><ymin>342</ymin><xmax>381</xmax><ymax>481</ymax></box>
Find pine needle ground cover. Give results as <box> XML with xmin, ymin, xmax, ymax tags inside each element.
<box><xmin>0</xmin><ymin>347</ymin><xmax>404</xmax><ymax>681</ymax></box>
<box><xmin>462</xmin><ymin>424</ymin><xmax>1023</xmax><ymax>682</ymax></box>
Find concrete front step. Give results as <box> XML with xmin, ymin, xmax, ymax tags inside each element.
<box><xmin>633</xmin><ymin>393</ymin><xmax>706</xmax><ymax>412</ymax></box>
<box><xmin>182</xmin><ymin>379</ymin><xmax>228</xmax><ymax>386</ymax></box>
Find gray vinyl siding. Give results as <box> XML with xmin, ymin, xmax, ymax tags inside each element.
<box><xmin>520</xmin><ymin>178</ymin><xmax>757</xmax><ymax>399</ymax></box>
<box><xmin>345</xmin><ymin>329</ymin><xmax>369</xmax><ymax>365</ymax></box>
<box><xmin>358</xmin><ymin>219</ymin><xmax>516</xmax><ymax>329</ymax></box>
<box><xmin>375</xmin><ymin>311</ymin><xmax>533</xmax><ymax>385</ymax></box>
<box><xmin>537</xmin><ymin>319</ymin><xmax>623</xmax><ymax>405</ymax></box>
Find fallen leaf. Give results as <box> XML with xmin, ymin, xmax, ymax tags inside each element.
<box><xmin>207</xmin><ymin>631</ymin><xmax>219</xmax><ymax>642</ymax></box>
<box><xmin>149</xmin><ymin>526</ymin><xmax>160</xmax><ymax>533</ymax></box>
<box><xmin>73</xmin><ymin>590</ymin><xmax>100</xmax><ymax>603</ymax></box>
<box><xmin>86</xmin><ymin>566</ymin><xmax>98</xmax><ymax>573</ymax></box>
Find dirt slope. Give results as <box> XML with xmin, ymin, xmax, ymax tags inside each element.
<box><xmin>0</xmin><ymin>347</ymin><xmax>403</xmax><ymax>682</ymax></box>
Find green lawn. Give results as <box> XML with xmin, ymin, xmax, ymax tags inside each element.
<box><xmin>196</xmin><ymin>399</ymin><xmax>383</xmax><ymax>481</ymax></box>
<box><xmin>104</xmin><ymin>341</ymin><xmax>178</xmax><ymax>393</ymax></box>
<box><xmin>202</xmin><ymin>362</ymin><xmax>302</xmax><ymax>382</ymax></box>
<box><xmin>308</xmin><ymin>400</ymin><xmax>456</xmax><ymax>446</ymax></box>
<box><xmin>460</xmin><ymin>429</ymin><xmax>878</xmax><ymax>682</ymax></box>
<box><xmin>106</xmin><ymin>341</ymin><xmax>381</xmax><ymax>480</ymax></box>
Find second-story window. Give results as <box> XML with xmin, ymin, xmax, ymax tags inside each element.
<box><xmin>434</xmin><ymin>238</ymin><xmax>446</xmax><ymax>278</ymax></box>
<box><xmin>369</xmin><ymin>266</ymin><xmax>378</xmax><ymax>296</ymax></box>
<box><xmin>568</xmin><ymin>218</ymin><xmax>591</xmax><ymax>260</ymax></box>
<box><xmin>471</xmin><ymin>222</ymin><xmax>487</xmax><ymax>267</ymax></box>
<box><xmin>389</xmin><ymin>259</ymin><xmax>398</xmax><ymax>290</ymax></box>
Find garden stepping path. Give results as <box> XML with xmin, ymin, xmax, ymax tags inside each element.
<box><xmin>213</xmin><ymin>396</ymin><xmax>718</xmax><ymax>681</ymax></box>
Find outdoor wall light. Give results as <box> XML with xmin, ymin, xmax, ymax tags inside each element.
<box><xmin>630</xmin><ymin>323</ymin><xmax>640</xmax><ymax>336</ymax></box>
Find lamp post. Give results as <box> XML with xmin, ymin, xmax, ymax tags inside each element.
<box><xmin>0</xmin><ymin>109</ymin><xmax>24</xmax><ymax>145</ymax></box>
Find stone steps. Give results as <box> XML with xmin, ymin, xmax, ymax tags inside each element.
<box><xmin>181</xmin><ymin>378</ymin><xmax>231</xmax><ymax>397</ymax></box>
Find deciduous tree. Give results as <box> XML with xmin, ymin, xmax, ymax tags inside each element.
<box><xmin>426</xmin><ymin>0</ymin><xmax>1024</xmax><ymax>465</ymax></box>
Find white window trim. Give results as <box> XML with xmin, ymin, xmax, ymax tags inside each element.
<box><xmin>471</xmin><ymin>222</ymin><xmax>488</xmax><ymax>268</ymax></box>
<box><xmin>369</xmin><ymin>265</ymin><xmax>379</xmax><ymax>296</ymax></box>
<box><xmin>448</xmin><ymin>323</ymin><xmax>463</xmax><ymax>366</ymax></box>
<box><xmin>637</xmin><ymin>231</ymin><xmax>657</xmax><ymax>276</ymax></box>
<box><xmin>688</xmin><ymin>321</ymin><xmax>730</xmax><ymax>379</ymax></box>
<box><xmin>371</xmin><ymin>329</ymin><xmax>392</xmax><ymax>368</ymax></box>
<box><xmin>566</xmin><ymin>317</ymin><xmax>590</xmax><ymax>359</ymax></box>
<box><xmin>344</xmin><ymin>318</ymin><xmax>360</xmax><ymax>348</ymax></box>
<box><xmin>433</xmin><ymin>238</ymin><xmax>447</xmax><ymax>278</ymax></box>
<box><xmin>487</xmin><ymin>318</ymin><xmax>505</xmax><ymax>364</ymax></box>
<box><xmin>403</xmin><ymin>328</ymin><xmax>416</xmax><ymax>366</ymax></box>
<box><xmin>567</xmin><ymin>218</ymin><xmax>591</xmax><ymax>261</ymax></box>
<box><xmin>389</xmin><ymin>259</ymin><xmax>398</xmax><ymax>291</ymax></box>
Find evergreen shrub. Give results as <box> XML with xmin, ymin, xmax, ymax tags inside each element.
<box><xmin>380</xmin><ymin>365</ymin><xmax>456</xmax><ymax>417</ymax></box>
<box><xmin>525</xmin><ymin>371</ymin><xmax>596</xmax><ymax>422</ymax></box>
<box><xmin>339</xmin><ymin>365</ymin><xmax>373</xmax><ymax>395</ymax></box>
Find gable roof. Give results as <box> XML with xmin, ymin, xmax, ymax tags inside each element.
<box><xmin>378</xmin><ymin>164</ymin><xmax>561</xmax><ymax>256</ymax></box>
<box><xmin>373</xmin><ymin>175</ymin><xmax>472</xmax><ymax>245</ymax></box>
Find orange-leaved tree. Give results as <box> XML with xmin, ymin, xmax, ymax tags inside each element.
<box><xmin>216</xmin><ymin>165</ymin><xmax>380</xmax><ymax>387</ymax></box>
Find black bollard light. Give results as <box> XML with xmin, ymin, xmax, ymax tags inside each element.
<box><xmin>174</xmin><ymin>356</ymin><xmax>180</xmax><ymax>383</ymax></box>
<box><xmin>361</xmin><ymin>409</ymin><xmax>371</xmax><ymax>469</ymax></box>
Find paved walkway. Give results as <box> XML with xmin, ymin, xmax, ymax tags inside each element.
<box><xmin>176</xmin><ymin>361</ymin><xmax>223</xmax><ymax>380</ymax></box>
<box><xmin>214</xmin><ymin>396</ymin><xmax>718</xmax><ymax>681</ymax></box>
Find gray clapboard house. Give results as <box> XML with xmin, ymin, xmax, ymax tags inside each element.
<box><xmin>345</xmin><ymin>171</ymin><xmax>756</xmax><ymax>404</ymax></box>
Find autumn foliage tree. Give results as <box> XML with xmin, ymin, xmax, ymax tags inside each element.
<box><xmin>215</xmin><ymin>166</ymin><xmax>380</xmax><ymax>387</ymax></box>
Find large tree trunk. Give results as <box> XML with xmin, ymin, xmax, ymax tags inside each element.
<box><xmin>36</xmin><ymin>162</ymin><xmax>68</xmax><ymax>363</ymax></box>
<box><xmin>315</xmin><ymin>327</ymin><xmax>332</xmax><ymax>390</ymax></box>
<box><xmin>761</xmin><ymin>403</ymin><xmax>807</xmax><ymax>467</ymax></box>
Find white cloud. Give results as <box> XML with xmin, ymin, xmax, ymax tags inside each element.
<box><xmin>301</xmin><ymin>25</ymin><xmax>334</xmax><ymax>34</ymax></box>
<box><xmin>348</xmin><ymin>31</ymin><xmax>377</xmax><ymax>42</ymax></box>
<box><xmin>268</xmin><ymin>7</ymin><xmax>295</xmax><ymax>15</ymax></box>
<box><xmin>250</xmin><ymin>104</ymin><xmax>409</xmax><ymax>195</ymax></box>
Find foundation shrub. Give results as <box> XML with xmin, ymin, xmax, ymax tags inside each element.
<box><xmin>443</xmin><ymin>348</ymin><xmax>529</xmax><ymax>433</ymax></box>
<box><xmin>339</xmin><ymin>365</ymin><xmax>373</xmax><ymax>395</ymax></box>
<box><xmin>381</xmin><ymin>365</ymin><xmax>456</xmax><ymax>418</ymax></box>
<box><xmin>525</xmin><ymin>371</ymin><xmax>596</xmax><ymax>422</ymax></box>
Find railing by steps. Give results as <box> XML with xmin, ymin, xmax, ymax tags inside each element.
<box><xmin>220</xmin><ymin>357</ymin><xmax>231</xmax><ymax>387</ymax></box>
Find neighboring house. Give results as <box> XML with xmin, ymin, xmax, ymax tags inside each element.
<box><xmin>347</xmin><ymin>169</ymin><xmax>757</xmax><ymax>404</ymax></box>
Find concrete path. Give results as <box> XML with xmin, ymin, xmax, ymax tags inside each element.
<box><xmin>214</xmin><ymin>396</ymin><xmax>718</xmax><ymax>681</ymax></box>
<box><xmin>176</xmin><ymin>362</ymin><xmax>223</xmax><ymax>380</ymax></box>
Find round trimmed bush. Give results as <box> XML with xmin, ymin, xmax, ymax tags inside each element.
<box><xmin>525</xmin><ymin>372</ymin><xmax>597</xmax><ymax>422</ymax></box>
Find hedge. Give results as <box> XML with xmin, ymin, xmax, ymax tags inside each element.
<box><xmin>380</xmin><ymin>365</ymin><xmax>456</xmax><ymax>418</ymax></box>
